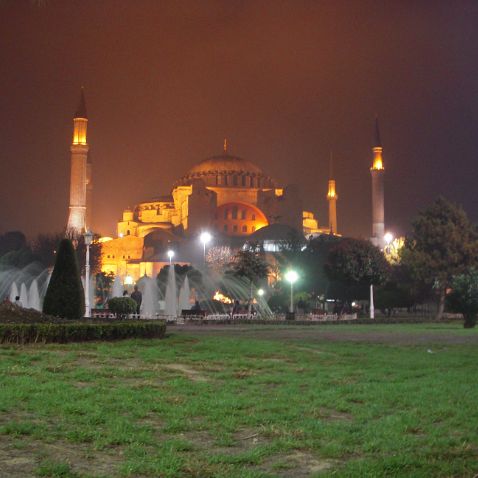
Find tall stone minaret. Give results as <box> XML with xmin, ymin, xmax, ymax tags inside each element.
<box><xmin>67</xmin><ymin>88</ymin><xmax>89</xmax><ymax>235</ymax></box>
<box><xmin>370</xmin><ymin>117</ymin><xmax>385</xmax><ymax>249</ymax></box>
<box><xmin>327</xmin><ymin>152</ymin><xmax>338</xmax><ymax>235</ymax></box>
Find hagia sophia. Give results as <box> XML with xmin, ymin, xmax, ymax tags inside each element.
<box><xmin>66</xmin><ymin>90</ymin><xmax>385</xmax><ymax>281</ymax></box>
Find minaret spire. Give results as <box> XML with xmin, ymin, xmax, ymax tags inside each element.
<box><xmin>223</xmin><ymin>138</ymin><xmax>228</xmax><ymax>153</ymax></box>
<box><xmin>374</xmin><ymin>116</ymin><xmax>381</xmax><ymax>147</ymax></box>
<box><xmin>75</xmin><ymin>87</ymin><xmax>87</xmax><ymax>119</ymax></box>
<box><xmin>326</xmin><ymin>151</ymin><xmax>338</xmax><ymax>235</ymax></box>
<box><xmin>67</xmin><ymin>88</ymin><xmax>90</xmax><ymax>235</ymax></box>
<box><xmin>370</xmin><ymin>116</ymin><xmax>385</xmax><ymax>248</ymax></box>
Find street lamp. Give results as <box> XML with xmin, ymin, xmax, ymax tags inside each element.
<box><xmin>199</xmin><ymin>231</ymin><xmax>212</xmax><ymax>265</ymax></box>
<box><xmin>285</xmin><ymin>270</ymin><xmax>299</xmax><ymax>314</ymax></box>
<box><xmin>384</xmin><ymin>232</ymin><xmax>394</xmax><ymax>245</ymax></box>
<box><xmin>84</xmin><ymin>230</ymin><xmax>93</xmax><ymax>318</ymax></box>
<box><xmin>257</xmin><ymin>288</ymin><xmax>265</xmax><ymax>297</ymax></box>
<box><xmin>167</xmin><ymin>249</ymin><xmax>175</xmax><ymax>266</ymax></box>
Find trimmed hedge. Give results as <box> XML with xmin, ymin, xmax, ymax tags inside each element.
<box><xmin>108</xmin><ymin>297</ymin><xmax>138</xmax><ymax>317</ymax></box>
<box><xmin>0</xmin><ymin>320</ymin><xmax>166</xmax><ymax>344</ymax></box>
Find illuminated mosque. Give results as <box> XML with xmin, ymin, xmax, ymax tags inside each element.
<box><xmin>65</xmin><ymin>90</ymin><xmax>386</xmax><ymax>281</ymax></box>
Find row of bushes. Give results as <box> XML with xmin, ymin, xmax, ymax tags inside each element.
<box><xmin>0</xmin><ymin>320</ymin><xmax>167</xmax><ymax>344</ymax></box>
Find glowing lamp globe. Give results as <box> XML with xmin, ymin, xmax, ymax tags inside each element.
<box><xmin>200</xmin><ymin>231</ymin><xmax>212</xmax><ymax>245</ymax></box>
<box><xmin>167</xmin><ymin>250</ymin><xmax>175</xmax><ymax>260</ymax></box>
<box><xmin>384</xmin><ymin>232</ymin><xmax>394</xmax><ymax>245</ymax></box>
<box><xmin>285</xmin><ymin>270</ymin><xmax>299</xmax><ymax>284</ymax></box>
<box><xmin>84</xmin><ymin>230</ymin><xmax>93</xmax><ymax>246</ymax></box>
<box><xmin>257</xmin><ymin>288</ymin><xmax>265</xmax><ymax>297</ymax></box>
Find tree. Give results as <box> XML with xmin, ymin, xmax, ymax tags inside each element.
<box><xmin>401</xmin><ymin>197</ymin><xmax>478</xmax><ymax>319</ymax></box>
<box><xmin>375</xmin><ymin>264</ymin><xmax>423</xmax><ymax>316</ymax></box>
<box><xmin>447</xmin><ymin>270</ymin><xmax>478</xmax><ymax>328</ymax></box>
<box><xmin>43</xmin><ymin>239</ymin><xmax>85</xmax><ymax>319</ymax></box>
<box><xmin>31</xmin><ymin>233</ymin><xmax>64</xmax><ymax>268</ymax></box>
<box><xmin>95</xmin><ymin>271</ymin><xmax>115</xmax><ymax>308</ymax></box>
<box><xmin>0</xmin><ymin>231</ymin><xmax>27</xmax><ymax>256</ymax></box>
<box><xmin>227</xmin><ymin>249</ymin><xmax>269</xmax><ymax>316</ymax></box>
<box><xmin>326</xmin><ymin>238</ymin><xmax>389</xmax><ymax>307</ymax></box>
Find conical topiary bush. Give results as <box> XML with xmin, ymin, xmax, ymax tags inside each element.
<box><xmin>43</xmin><ymin>238</ymin><xmax>85</xmax><ymax>319</ymax></box>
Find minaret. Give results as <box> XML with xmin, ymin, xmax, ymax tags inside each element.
<box><xmin>370</xmin><ymin>117</ymin><xmax>385</xmax><ymax>249</ymax></box>
<box><xmin>327</xmin><ymin>152</ymin><xmax>338</xmax><ymax>234</ymax></box>
<box><xmin>67</xmin><ymin>88</ymin><xmax>89</xmax><ymax>235</ymax></box>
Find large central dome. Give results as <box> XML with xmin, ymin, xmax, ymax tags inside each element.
<box><xmin>177</xmin><ymin>152</ymin><xmax>275</xmax><ymax>189</ymax></box>
<box><xmin>188</xmin><ymin>154</ymin><xmax>264</xmax><ymax>176</ymax></box>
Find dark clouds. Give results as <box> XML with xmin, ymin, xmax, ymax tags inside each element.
<box><xmin>1</xmin><ymin>0</ymin><xmax>477</xmax><ymax>238</ymax></box>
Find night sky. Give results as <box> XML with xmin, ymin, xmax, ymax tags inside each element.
<box><xmin>1</xmin><ymin>0</ymin><xmax>477</xmax><ymax>239</ymax></box>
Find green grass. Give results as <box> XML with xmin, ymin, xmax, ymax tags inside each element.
<box><xmin>0</xmin><ymin>323</ymin><xmax>477</xmax><ymax>477</ymax></box>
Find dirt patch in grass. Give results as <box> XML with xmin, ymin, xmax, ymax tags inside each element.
<box><xmin>0</xmin><ymin>434</ymin><xmax>123</xmax><ymax>477</ymax></box>
<box><xmin>162</xmin><ymin>363</ymin><xmax>210</xmax><ymax>382</ymax></box>
<box><xmin>261</xmin><ymin>450</ymin><xmax>336</xmax><ymax>477</ymax></box>
<box><xmin>314</xmin><ymin>407</ymin><xmax>354</xmax><ymax>422</ymax></box>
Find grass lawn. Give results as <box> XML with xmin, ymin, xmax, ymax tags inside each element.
<box><xmin>0</xmin><ymin>323</ymin><xmax>477</xmax><ymax>477</ymax></box>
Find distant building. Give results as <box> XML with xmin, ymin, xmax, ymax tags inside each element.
<box><xmin>63</xmin><ymin>91</ymin><xmax>343</xmax><ymax>281</ymax></box>
<box><xmin>101</xmin><ymin>141</ymin><xmax>338</xmax><ymax>280</ymax></box>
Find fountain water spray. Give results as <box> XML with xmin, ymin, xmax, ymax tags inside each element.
<box><xmin>164</xmin><ymin>266</ymin><xmax>177</xmax><ymax>316</ymax></box>
<box><xmin>9</xmin><ymin>282</ymin><xmax>19</xmax><ymax>303</ymax></box>
<box><xmin>179</xmin><ymin>275</ymin><xmax>191</xmax><ymax>312</ymax></box>
<box><xmin>28</xmin><ymin>279</ymin><xmax>41</xmax><ymax>311</ymax></box>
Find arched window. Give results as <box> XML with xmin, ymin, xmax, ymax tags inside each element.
<box><xmin>242</xmin><ymin>225</ymin><xmax>247</xmax><ymax>233</ymax></box>
<box><xmin>127</xmin><ymin>230</ymin><xmax>130</xmax><ymax>235</ymax></box>
<box><xmin>223</xmin><ymin>224</ymin><xmax>228</xmax><ymax>232</ymax></box>
<box><xmin>252</xmin><ymin>226</ymin><xmax>256</xmax><ymax>232</ymax></box>
<box><xmin>232</xmin><ymin>206</ymin><xmax>238</xmax><ymax>219</ymax></box>
<box><xmin>224</xmin><ymin>209</ymin><xmax>229</xmax><ymax>220</ymax></box>
<box><xmin>241</xmin><ymin>175</ymin><xmax>246</xmax><ymax>187</ymax></box>
<box><xmin>252</xmin><ymin>214</ymin><xmax>256</xmax><ymax>221</ymax></box>
<box><xmin>233</xmin><ymin>225</ymin><xmax>238</xmax><ymax>233</ymax></box>
<box><xmin>233</xmin><ymin>175</ymin><xmax>238</xmax><ymax>186</ymax></box>
<box><xmin>241</xmin><ymin>210</ymin><xmax>246</xmax><ymax>220</ymax></box>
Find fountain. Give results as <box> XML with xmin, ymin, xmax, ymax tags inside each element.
<box><xmin>179</xmin><ymin>275</ymin><xmax>191</xmax><ymax>312</ymax></box>
<box><xmin>28</xmin><ymin>279</ymin><xmax>41</xmax><ymax>311</ymax></box>
<box><xmin>1</xmin><ymin>264</ymin><xmax>52</xmax><ymax>310</ymax></box>
<box><xmin>20</xmin><ymin>283</ymin><xmax>29</xmax><ymax>308</ymax></box>
<box><xmin>112</xmin><ymin>275</ymin><xmax>123</xmax><ymax>298</ymax></box>
<box><xmin>164</xmin><ymin>266</ymin><xmax>177</xmax><ymax>316</ymax></box>
<box><xmin>9</xmin><ymin>282</ymin><xmax>19</xmax><ymax>302</ymax></box>
<box><xmin>139</xmin><ymin>276</ymin><xmax>159</xmax><ymax>318</ymax></box>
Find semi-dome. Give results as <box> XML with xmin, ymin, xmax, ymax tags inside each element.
<box><xmin>177</xmin><ymin>153</ymin><xmax>275</xmax><ymax>189</ymax></box>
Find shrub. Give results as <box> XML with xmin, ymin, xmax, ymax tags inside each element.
<box><xmin>0</xmin><ymin>320</ymin><xmax>166</xmax><ymax>344</ymax></box>
<box><xmin>43</xmin><ymin>239</ymin><xmax>85</xmax><ymax>319</ymax></box>
<box><xmin>108</xmin><ymin>297</ymin><xmax>138</xmax><ymax>318</ymax></box>
<box><xmin>447</xmin><ymin>269</ymin><xmax>478</xmax><ymax>328</ymax></box>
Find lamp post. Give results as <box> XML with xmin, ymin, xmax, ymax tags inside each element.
<box><xmin>199</xmin><ymin>231</ymin><xmax>212</xmax><ymax>266</ymax></box>
<box><xmin>167</xmin><ymin>249</ymin><xmax>175</xmax><ymax>266</ymax></box>
<box><xmin>370</xmin><ymin>284</ymin><xmax>375</xmax><ymax>319</ymax></box>
<box><xmin>285</xmin><ymin>270</ymin><xmax>299</xmax><ymax>318</ymax></box>
<box><xmin>84</xmin><ymin>230</ymin><xmax>93</xmax><ymax>318</ymax></box>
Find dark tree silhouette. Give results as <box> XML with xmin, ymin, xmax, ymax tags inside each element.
<box><xmin>401</xmin><ymin>197</ymin><xmax>478</xmax><ymax>319</ymax></box>
<box><xmin>43</xmin><ymin>239</ymin><xmax>85</xmax><ymax>319</ymax></box>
